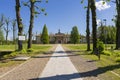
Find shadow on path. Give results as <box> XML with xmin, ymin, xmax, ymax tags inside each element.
<box><xmin>29</xmin><ymin>63</ymin><xmax>120</xmax><ymax>80</ymax></box>
<box><xmin>29</xmin><ymin>73</ymin><xmax>81</xmax><ymax>80</ymax></box>
<box><xmin>31</xmin><ymin>50</ymin><xmax>81</xmax><ymax>58</ymax></box>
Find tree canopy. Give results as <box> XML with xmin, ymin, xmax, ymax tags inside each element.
<box><xmin>41</xmin><ymin>24</ymin><xmax>49</xmax><ymax>44</ymax></box>
<box><xmin>70</xmin><ymin>26</ymin><xmax>80</xmax><ymax>44</ymax></box>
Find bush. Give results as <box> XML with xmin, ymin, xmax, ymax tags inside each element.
<box><xmin>19</xmin><ymin>49</ymin><xmax>27</xmax><ymax>54</ymax></box>
<box><xmin>97</xmin><ymin>40</ymin><xmax>104</xmax><ymax>53</ymax></box>
<box><xmin>102</xmin><ymin>50</ymin><xmax>111</xmax><ymax>56</ymax></box>
<box><xmin>3</xmin><ymin>52</ymin><xmax>17</xmax><ymax>59</ymax></box>
<box><xmin>114</xmin><ymin>52</ymin><xmax>120</xmax><ymax>57</ymax></box>
<box><xmin>116</xmin><ymin>57</ymin><xmax>120</xmax><ymax>62</ymax></box>
<box><xmin>10</xmin><ymin>52</ymin><xmax>17</xmax><ymax>57</ymax></box>
<box><xmin>27</xmin><ymin>48</ymin><xmax>34</xmax><ymax>52</ymax></box>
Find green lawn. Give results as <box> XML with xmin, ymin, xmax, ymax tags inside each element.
<box><xmin>0</xmin><ymin>44</ymin><xmax>53</xmax><ymax>68</ymax></box>
<box><xmin>64</xmin><ymin>44</ymin><xmax>120</xmax><ymax>80</ymax></box>
<box><xmin>0</xmin><ymin>44</ymin><xmax>53</xmax><ymax>51</ymax></box>
<box><xmin>0</xmin><ymin>45</ymin><xmax>17</xmax><ymax>51</ymax></box>
<box><xmin>0</xmin><ymin>44</ymin><xmax>53</xmax><ymax>53</ymax></box>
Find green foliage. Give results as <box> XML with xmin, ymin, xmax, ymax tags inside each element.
<box><xmin>116</xmin><ymin>57</ymin><xmax>120</xmax><ymax>62</ymax></box>
<box><xmin>102</xmin><ymin>50</ymin><xmax>111</xmax><ymax>56</ymax></box>
<box><xmin>41</xmin><ymin>8</ymin><xmax>45</xmax><ymax>12</ymax></box>
<box><xmin>41</xmin><ymin>24</ymin><xmax>49</xmax><ymax>44</ymax></box>
<box><xmin>97</xmin><ymin>40</ymin><xmax>104</xmax><ymax>53</ymax></box>
<box><xmin>44</xmin><ymin>13</ymin><xmax>47</xmax><ymax>16</ymax></box>
<box><xmin>46</xmin><ymin>0</ymin><xmax>48</xmax><ymax>3</ymax></box>
<box><xmin>3</xmin><ymin>52</ymin><xmax>17</xmax><ymax>59</ymax></box>
<box><xmin>70</xmin><ymin>26</ymin><xmax>80</xmax><ymax>44</ymax></box>
<box><xmin>27</xmin><ymin>48</ymin><xmax>34</xmax><ymax>52</ymax></box>
<box><xmin>98</xmin><ymin>26</ymin><xmax>116</xmax><ymax>44</ymax></box>
<box><xmin>34</xmin><ymin>11</ymin><xmax>40</xmax><ymax>14</ymax></box>
<box><xmin>80</xmin><ymin>0</ymin><xmax>84</xmax><ymax>4</ymax></box>
<box><xmin>20</xmin><ymin>49</ymin><xmax>27</xmax><ymax>54</ymax></box>
<box><xmin>114</xmin><ymin>52</ymin><xmax>120</xmax><ymax>57</ymax></box>
<box><xmin>0</xmin><ymin>29</ymin><xmax>4</xmax><ymax>44</ymax></box>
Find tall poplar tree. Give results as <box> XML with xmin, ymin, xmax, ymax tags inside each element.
<box><xmin>115</xmin><ymin>0</ymin><xmax>120</xmax><ymax>49</ymax></box>
<box><xmin>41</xmin><ymin>24</ymin><xmax>49</xmax><ymax>44</ymax></box>
<box><xmin>86</xmin><ymin>0</ymin><xmax>91</xmax><ymax>51</ymax></box>
<box><xmin>90</xmin><ymin>0</ymin><xmax>97</xmax><ymax>53</ymax></box>
<box><xmin>15</xmin><ymin>0</ymin><xmax>23</xmax><ymax>50</ymax></box>
<box><xmin>4</xmin><ymin>18</ymin><xmax>10</xmax><ymax>43</ymax></box>
<box><xmin>23</xmin><ymin>0</ymin><xmax>48</xmax><ymax>49</ymax></box>
<box><xmin>70</xmin><ymin>26</ymin><xmax>80</xmax><ymax>44</ymax></box>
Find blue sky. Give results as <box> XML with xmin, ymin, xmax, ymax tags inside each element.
<box><xmin>0</xmin><ymin>0</ymin><xmax>116</xmax><ymax>40</ymax></box>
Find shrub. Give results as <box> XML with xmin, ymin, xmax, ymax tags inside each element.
<box><xmin>102</xmin><ymin>50</ymin><xmax>111</xmax><ymax>56</ymax></box>
<box><xmin>116</xmin><ymin>57</ymin><xmax>120</xmax><ymax>62</ymax></box>
<box><xmin>3</xmin><ymin>55</ymin><xmax>10</xmax><ymax>59</ymax></box>
<box><xmin>114</xmin><ymin>52</ymin><xmax>120</xmax><ymax>57</ymax></box>
<box><xmin>9</xmin><ymin>52</ymin><xmax>17</xmax><ymax>57</ymax></box>
<box><xmin>27</xmin><ymin>48</ymin><xmax>34</xmax><ymax>52</ymax></box>
<box><xmin>97</xmin><ymin>40</ymin><xmax>104</xmax><ymax>53</ymax></box>
<box><xmin>20</xmin><ymin>49</ymin><xmax>27</xmax><ymax>54</ymax></box>
<box><xmin>3</xmin><ymin>52</ymin><xmax>17</xmax><ymax>59</ymax></box>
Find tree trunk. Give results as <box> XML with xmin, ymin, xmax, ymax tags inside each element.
<box><xmin>28</xmin><ymin>1</ymin><xmax>34</xmax><ymax>49</ymax></box>
<box><xmin>6</xmin><ymin>31</ymin><xmax>8</xmax><ymax>44</ymax></box>
<box><xmin>12</xmin><ymin>20</ymin><xmax>16</xmax><ymax>44</ymax></box>
<box><xmin>86</xmin><ymin>0</ymin><xmax>91</xmax><ymax>51</ymax></box>
<box><xmin>90</xmin><ymin>0</ymin><xmax>97</xmax><ymax>53</ymax></box>
<box><xmin>115</xmin><ymin>0</ymin><xmax>120</xmax><ymax>49</ymax></box>
<box><xmin>15</xmin><ymin>0</ymin><xmax>23</xmax><ymax>50</ymax></box>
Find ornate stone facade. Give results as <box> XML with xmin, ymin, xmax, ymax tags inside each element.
<box><xmin>36</xmin><ymin>30</ymin><xmax>70</xmax><ymax>44</ymax></box>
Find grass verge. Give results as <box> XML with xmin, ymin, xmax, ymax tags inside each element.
<box><xmin>0</xmin><ymin>44</ymin><xmax>54</xmax><ymax>68</ymax></box>
<box><xmin>63</xmin><ymin>44</ymin><xmax>120</xmax><ymax>80</ymax></box>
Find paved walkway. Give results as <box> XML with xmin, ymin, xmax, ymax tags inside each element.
<box><xmin>39</xmin><ymin>44</ymin><xmax>82</xmax><ymax>80</ymax></box>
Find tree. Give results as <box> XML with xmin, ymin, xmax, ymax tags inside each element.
<box><xmin>70</xmin><ymin>26</ymin><xmax>80</xmax><ymax>44</ymax></box>
<box><xmin>4</xmin><ymin>17</ymin><xmax>10</xmax><ymax>44</ymax></box>
<box><xmin>12</xmin><ymin>19</ymin><xmax>17</xmax><ymax>43</ymax></box>
<box><xmin>98</xmin><ymin>26</ymin><xmax>116</xmax><ymax>44</ymax></box>
<box><xmin>81</xmin><ymin>0</ymin><xmax>97</xmax><ymax>52</ymax></box>
<box><xmin>0</xmin><ymin>14</ymin><xmax>4</xmax><ymax>28</ymax></box>
<box><xmin>115</xmin><ymin>0</ymin><xmax>120</xmax><ymax>49</ymax></box>
<box><xmin>23</xmin><ymin>0</ymin><xmax>48</xmax><ymax>49</ymax></box>
<box><xmin>41</xmin><ymin>24</ymin><xmax>49</xmax><ymax>44</ymax></box>
<box><xmin>90</xmin><ymin>0</ymin><xmax>97</xmax><ymax>53</ymax></box>
<box><xmin>98</xmin><ymin>21</ymin><xmax>105</xmax><ymax>43</ymax></box>
<box><xmin>86</xmin><ymin>0</ymin><xmax>91</xmax><ymax>51</ymax></box>
<box><xmin>0</xmin><ymin>14</ymin><xmax>4</xmax><ymax>45</ymax></box>
<box><xmin>15</xmin><ymin>0</ymin><xmax>24</xmax><ymax>50</ymax></box>
<box><xmin>0</xmin><ymin>29</ymin><xmax>4</xmax><ymax>45</ymax></box>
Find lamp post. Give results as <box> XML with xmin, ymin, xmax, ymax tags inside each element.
<box><xmin>103</xmin><ymin>19</ymin><xmax>107</xmax><ymax>50</ymax></box>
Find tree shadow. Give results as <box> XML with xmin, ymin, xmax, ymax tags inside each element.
<box><xmin>0</xmin><ymin>51</ymin><xmax>13</xmax><ymax>59</ymax></box>
<box><xmin>29</xmin><ymin>63</ymin><xmax>120</xmax><ymax>80</ymax></box>
<box><xmin>31</xmin><ymin>53</ymin><xmax>79</xmax><ymax>58</ymax></box>
<box><xmin>32</xmin><ymin>50</ymin><xmax>92</xmax><ymax>59</ymax></box>
<box><xmin>29</xmin><ymin>73</ymin><xmax>81</xmax><ymax>80</ymax></box>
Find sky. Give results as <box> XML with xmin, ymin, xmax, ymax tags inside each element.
<box><xmin>0</xmin><ymin>0</ymin><xmax>116</xmax><ymax>40</ymax></box>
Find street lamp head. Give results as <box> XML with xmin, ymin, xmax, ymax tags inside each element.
<box><xmin>103</xmin><ymin>19</ymin><xmax>106</xmax><ymax>21</ymax></box>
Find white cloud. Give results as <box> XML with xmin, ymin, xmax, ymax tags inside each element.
<box><xmin>97</xmin><ymin>19</ymin><xmax>101</xmax><ymax>25</ymax></box>
<box><xmin>95</xmin><ymin>0</ymin><xmax>111</xmax><ymax>11</ymax></box>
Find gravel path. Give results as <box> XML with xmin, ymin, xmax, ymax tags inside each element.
<box><xmin>0</xmin><ymin>55</ymin><xmax>51</xmax><ymax>80</ymax></box>
<box><xmin>0</xmin><ymin>45</ymin><xmax>56</xmax><ymax>80</ymax></box>
<box><xmin>39</xmin><ymin>44</ymin><xmax>82</xmax><ymax>80</ymax></box>
<box><xmin>63</xmin><ymin>46</ymin><xmax>99</xmax><ymax>80</ymax></box>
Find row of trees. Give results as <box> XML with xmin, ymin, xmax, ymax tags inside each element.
<box><xmin>84</xmin><ymin>0</ymin><xmax>97</xmax><ymax>52</ymax></box>
<box><xmin>41</xmin><ymin>25</ymin><xmax>80</xmax><ymax>44</ymax></box>
<box><xmin>85</xmin><ymin>0</ymin><xmax>120</xmax><ymax>54</ymax></box>
<box><xmin>98</xmin><ymin>25</ymin><xmax>116</xmax><ymax>44</ymax></box>
<box><xmin>15</xmin><ymin>0</ymin><xmax>48</xmax><ymax>50</ymax></box>
<box><xmin>0</xmin><ymin>14</ymin><xmax>17</xmax><ymax>44</ymax></box>
<box><xmin>70</xmin><ymin>26</ymin><xmax>80</xmax><ymax>44</ymax></box>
